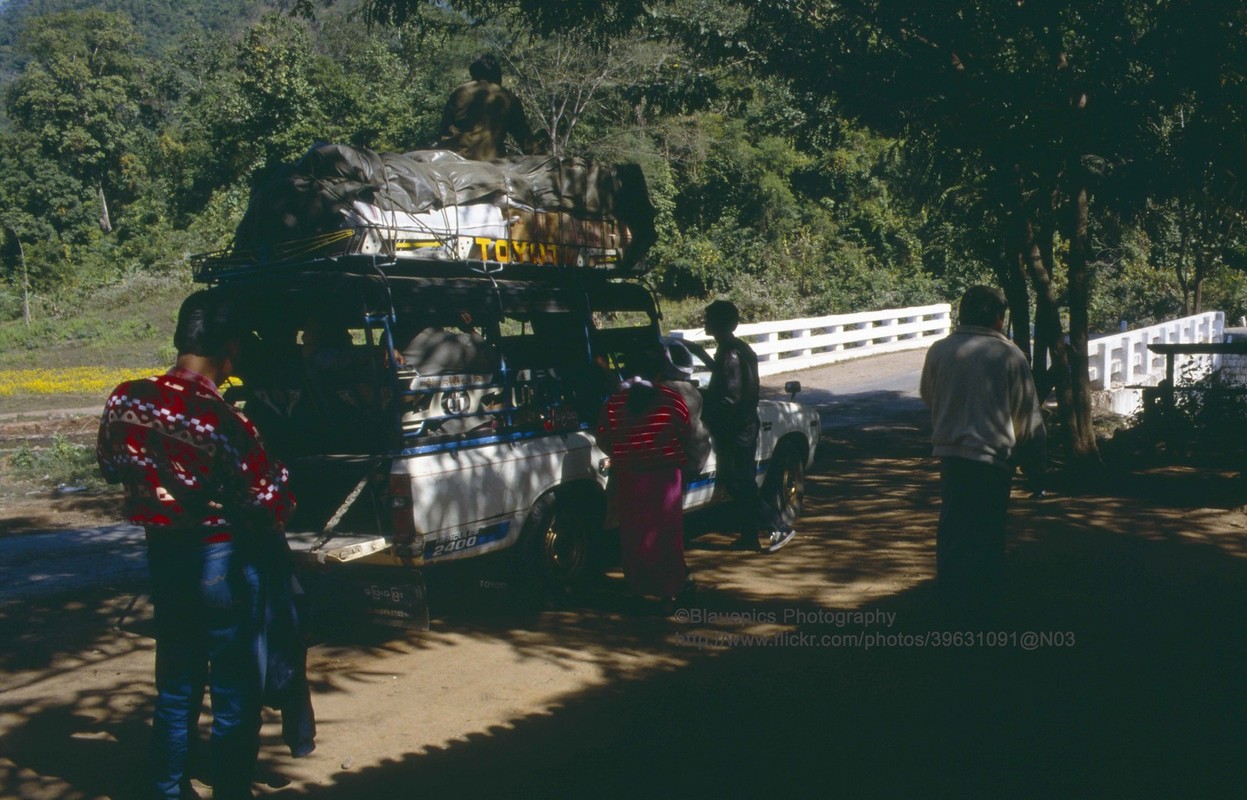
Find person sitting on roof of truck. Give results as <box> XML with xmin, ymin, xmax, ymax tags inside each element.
<box><xmin>435</xmin><ymin>54</ymin><xmax>540</xmax><ymax>161</ymax></box>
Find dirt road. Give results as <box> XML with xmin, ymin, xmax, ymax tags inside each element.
<box><xmin>2</xmin><ymin>353</ymin><xmax>1246</xmax><ymax>797</ymax></box>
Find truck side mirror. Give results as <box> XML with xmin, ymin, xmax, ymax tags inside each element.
<box><xmin>784</xmin><ymin>381</ymin><xmax>801</xmax><ymax>400</ymax></box>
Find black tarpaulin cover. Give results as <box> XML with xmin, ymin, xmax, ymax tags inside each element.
<box><xmin>230</xmin><ymin>144</ymin><xmax>657</xmax><ymax>274</ymax></box>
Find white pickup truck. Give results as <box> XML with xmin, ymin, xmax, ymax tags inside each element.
<box><xmin>204</xmin><ymin>259</ymin><xmax>820</xmax><ymax>621</ymax></box>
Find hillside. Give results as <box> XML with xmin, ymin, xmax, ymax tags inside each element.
<box><xmin>0</xmin><ymin>271</ymin><xmax>191</xmax><ymax>414</ymax></box>
<box><xmin>0</xmin><ymin>0</ymin><xmax>280</xmax><ymax>81</ymax></box>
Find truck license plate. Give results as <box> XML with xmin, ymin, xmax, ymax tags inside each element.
<box><xmin>352</xmin><ymin>567</ymin><xmax>429</xmax><ymax>630</ymax></box>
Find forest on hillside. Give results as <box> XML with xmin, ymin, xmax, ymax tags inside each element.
<box><xmin>0</xmin><ymin>0</ymin><xmax>1245</xmax><ymax>462</ymax></box>
<box><xmin>0</xmin><ymin>0</ymin><xmax>277</xmax><ymax>78</ymax></box>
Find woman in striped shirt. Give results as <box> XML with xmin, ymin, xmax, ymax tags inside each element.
<box><xmin>596</xmin><ymin>344</ymin><xmax>694</xmax><ymax>610</ymax></box>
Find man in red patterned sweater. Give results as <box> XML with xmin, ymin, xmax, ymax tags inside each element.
<box><xmin>98</xmin><ymin>290</ymin><xmax>295</xmax><ymax>800</ymax></box>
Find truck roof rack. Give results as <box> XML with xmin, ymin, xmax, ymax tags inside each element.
<box><xmin>191</xmin><ymin>247</ymin><xmax>640</xmax><ymax>287</ymax></box>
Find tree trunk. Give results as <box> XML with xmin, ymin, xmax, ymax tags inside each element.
<box><xmin>97</xmin><ymin>180</ymin><xmax>112</xmax><ymax>234</ymax></box>
<box><xmin>18</xmin><ymin>235</ymin><xmax>29</xmax><ymax>328</ymax></box>
<box><xmin>1003</xmin><ymin>255</ymin><xmax>1032</xmax><ymax>359</ymax></box>
<box><xmin>1017</xmin><ymin>203</ymin><xmax>1104</xmax><ymax>481</ymax></box>
<box><xmin>1176</xmin><ymin>209</ymin><xmax>1192</xmax><ymax>315</ymax></box>
<box><xmin>1065</xmin><ymin>180</ymin><xmax>1101</xmax><ymax>468</ymax></box>
<box><xmin>1026</xmin><ymin>251</ymin><xmax>1049</xmax><ymax>393</ymax></box>
<box><xmin>1009</xmin><ymin>166</ymin><xmax>1048</xmax><ymax>391</ymax></box>
<box><xmin>1057</xmin><ymin>73</ymin><xmax>1101</xmax><ymax>472</ymax></box>
<box><xmin>1192</xmin><ymin>227</ymin><xmax>1207</xmax><ymax>313</ymax></box>
<box><xmin>1193</xmin><ymin>257</ymin><xmax>1205</xmax><ymax>313</ymax></box>
<box><xmin>1024</xmin><ymin>219</ymin><xmax>1070</xmax><ymax>414</ymax></box>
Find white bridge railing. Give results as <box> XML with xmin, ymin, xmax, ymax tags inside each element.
<box><xmin>668</xmin><ymin>304</ymin><xmax>1224</xmax><ymax>410</ymax></box>
<box><xmin>1087</xmin><ymin>311</ymin><xmax>1224</xmax><ymax>414</ymax></box>
<box><xmin>1087</xmin><ymin>312</ymin><xmax>1223</xmax><ymax>390</ymax></box>
<box><xmin>668</xmin><ymin>303</ymin><xmax>952</xmax><ymax>377</ymax></box>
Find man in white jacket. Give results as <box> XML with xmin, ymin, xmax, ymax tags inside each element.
<box><xmin>920</xmin><ymin>285</ymin><xmax>1045</xmax><ymax>616</ymax></box>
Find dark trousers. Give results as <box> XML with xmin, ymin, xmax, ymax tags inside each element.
<box><xmin>147</xmin><ymin>538</ymin><xmax>264</xmax><ymax>800</ymax></box>
<box><xmin>713</xmin><ymin>420</ymin><xmax>784</xmax><ymax>539</ymax></box>
<box><xmin>263</xmin><ymin>547</ymin><xmax>316</xmax><ymax>757</ymax></box>
<box><xmin>937</xmin><ymin>457</ymin><xmax>1012</xmax><ymax>618</ymax></box>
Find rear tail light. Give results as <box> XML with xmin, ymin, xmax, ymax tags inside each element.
<box><xmin>389</xmin><ymin>474</ymin><xmax>417</xmax><ymax>544</ymax></box>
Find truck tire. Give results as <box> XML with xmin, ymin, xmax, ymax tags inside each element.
<box><xmin>514</xmin><ymin>490</ymin><xmax>600</xmax><ymax>600</ymax></box>
<box><xmin>764</xmin><ymin>441</ymin><xmax>806</xmax><ymax>524</ymax></box>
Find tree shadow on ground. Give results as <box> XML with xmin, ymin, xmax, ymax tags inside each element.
<box><xmin>0</xmin><ymin>585</ymin><xmax>149</xmax><ymax>682</ymax></box>
<box><xmin>2</xmin><ymin>411</ymin><xmax>1245</xmax><ymax>798</ymax></box>
<box><xmin>288</xmin><ymin>479</ymin><xmax>1247</xmax><ymax>797</ymax></box>
<box><xmin>0</xmin><ymin>492</ymin><xmax>123</xmax><ymax>536</ymax></box>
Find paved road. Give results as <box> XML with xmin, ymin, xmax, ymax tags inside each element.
<box><xmin>0</xmin><ymin>348</ymin><xmax>930</xmax><ymax>603</ymax></box>
<box><xmin>765</xmin><ymin>347</ymin><xmax>927</xmax><ymax>430</ymax></box>
<box><xmin>0</xmin><ymin>524</ymin><xmax>147</xmax><ymax>603</ymax></box>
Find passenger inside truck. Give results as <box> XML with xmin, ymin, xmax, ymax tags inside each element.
<box><xmin>267</xmin><ymin>317</ymin><xmax>390</xmax><ymax>453</ymax></box>
<box><xmin>227</xmin><ymin>330</ymin><xmax>295</xmax><ymax>447</ymax></box>
<box><xmin>300</xmin><ymin>318</ymin><xmax>352</xmax><ymax>363</ymax></box>
<box><xmin>397</xmin><ymin>312</ymin><xmax>500</xmax><ymax>376</ymax></box>
<box><xmin>527</xmin><ymin>311</ymin><xmax>614</xmax><ymax>420</ymax></box>
<box><xmin>298</xmin><ymin>320</ymin><xmax>384</xmax><ymax>403</ymax></box>
<box><xmin>394</xmin><ymin>310</ymin><xmax>506</xmax><ymax>439</ymax></box>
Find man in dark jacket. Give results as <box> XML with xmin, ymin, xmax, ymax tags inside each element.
<box><xmin>702</xmin><ymin>300</ymin><xmax>796</xmax><ymax>553</ymax></box>
<box><xmin>436</xmin><ymin>54</ymin><xmax>539</xmax><ymax>161</ymax></box>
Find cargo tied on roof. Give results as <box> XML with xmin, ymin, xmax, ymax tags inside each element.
<box><xmin>198</xmin><ymin>144</ymin><xmax>657</xmax><ymax>280</ymax></box>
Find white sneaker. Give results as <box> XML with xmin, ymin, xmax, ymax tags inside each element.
<box><xmin>765</xmin><ymin>528</ymin><xmax>796</xmax><ymax>553</ymax></box>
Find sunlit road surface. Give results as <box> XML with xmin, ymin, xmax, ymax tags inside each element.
<box><xmin>763</xmin><ymin>347</ymin><xmax>927</xmax><ymax>430</ymax></box>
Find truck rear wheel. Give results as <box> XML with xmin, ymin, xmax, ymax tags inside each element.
<box><xmin>515</xmin><ymin>490</ymin><xmax>600</xmax><ymax>601</ymax></box>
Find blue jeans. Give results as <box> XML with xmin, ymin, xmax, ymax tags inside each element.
<box><xmin>147</xmin><ymin>537</ymin><xmax>265</xmax><ymax>800</ymax></box>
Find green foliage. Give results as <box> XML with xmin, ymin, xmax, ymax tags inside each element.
<box><xmin>229</xmin><ymin>14</ymin><xmax>325</xmax><ymax>170</ymax></box>
<box><xmin>361</xmin><ymin>0</ymin><xmax>649</xmax><ymax>37</ymax></box>
<box><xmin>2</xmin><ymin>0</ymin><xmax>1245</xmax><ymax>362</ymax></box>
<box><xmin>0</xmin><ymin>1</ymin><xmax>285</xmax><ymax>77</ymax></box>
<box><xmin>0</xmin><ymin>268</ymin><xmax>189</xmax><ymax>359</ymax></box>
<box><xmin>1177</xmin><ymin>374</ymin><xmax>1247</xmax><ymax>457</ymax></box>
<box><xmin>1119</xmin><ymin>368</ymin><xmax>1247</xmax><ymax>468</ymax></box>
<box><xmin>1086</xmin><ymin>222</ymin><xmax>1183</xmax><ymax>330</ymax></box>
<box><xmin>1202</xmin><ymin>270</ymin><xmax>1247</xmax><ymax>327</ymax></box>
<box><xmin>5</xmin><ymin>10</ymin><xmax>148</xmax><ymax>228</ymax></box>
<box><xmin>502</xmin><ymin>21</ymin><xmax>685</xmax><ymax>157</ymax></box>
<box><xmin>6</xmin><ymin>434</ymin><xmax>105</xmax><ymax>490</ymax></box>
<box><xmin>0</xmin><ymin>130</ymin><xmax>95</xmax><ymax>245</ymax></box>
<box><xmin>0</xmin><ymin>287</ymin><xmax>22</xmax><ymax>321</ymax></box>
<box><xmin>8</xmin><ymin>443</ymin><xmax>36</xmax><ymax>469</ymax></box>
<box><xmin>643</xmin><ymin>87</ymin><xmax>939</xmax><ymax>318</ymax></box>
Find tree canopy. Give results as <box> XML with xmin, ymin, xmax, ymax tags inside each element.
<box><xmin>2</xmin><ymin>0</ymin><xmax>1247</xmax><ymax>467</ymax></box>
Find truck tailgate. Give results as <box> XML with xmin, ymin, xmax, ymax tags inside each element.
<box><xmin>286</xmin><ymin>530</ymin><xmax>393</xmax><ymax>564</ymax></box>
